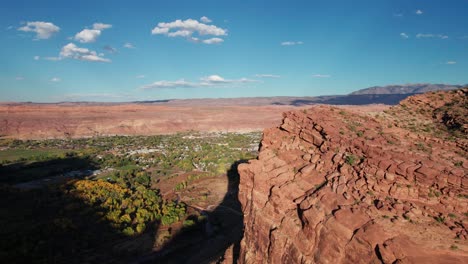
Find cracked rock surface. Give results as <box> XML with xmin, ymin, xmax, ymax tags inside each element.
<box><xmin>237</xmin><ymin>89</ymin><xmax>468</xmax><ymax>263</ymax></box>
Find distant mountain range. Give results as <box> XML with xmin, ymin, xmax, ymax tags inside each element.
<box><xmin>350</xmin><ymin>83</ymin><xmax>465</xmax><ymax>95</ymax></box>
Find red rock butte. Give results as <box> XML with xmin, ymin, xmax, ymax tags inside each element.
<box><xmin>237</xmin><ymin>89</ymin><xmax>467</xmax><ymax>263</ymax></box>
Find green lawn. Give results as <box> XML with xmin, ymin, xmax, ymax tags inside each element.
<box><xmin>0</xmin><ymin>148</ymin><xmax>69</xmax><ymax>163</ymax></box>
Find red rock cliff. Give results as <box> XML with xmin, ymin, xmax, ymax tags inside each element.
<box><xmin>237</xmin><ymin>90</ymin><xmax>468</xmax><ymax>263</ymax></box>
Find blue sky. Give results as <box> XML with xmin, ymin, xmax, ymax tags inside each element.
<box><xmin>1</xmin><ymin>0</ymin><xmax>467</xmax><ymax>102</ymax></box>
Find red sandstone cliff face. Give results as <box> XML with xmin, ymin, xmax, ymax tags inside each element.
<box><xmin>237</xmin><ymin>89</ymin><xmax>468</xmax><ymax>263</ymax></box>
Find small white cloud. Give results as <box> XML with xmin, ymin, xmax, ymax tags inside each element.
<box><xmin>15</xmin><ymin>76</ymin><xmax>24</xmax><ymax>80</ymax></box>
<box><xmin>74</xmin><ymin>23</ymin><xmax>112</xmax><ymax>43</ymax></box>
<box><xmin>393</xmin><ymin>13</ymin><xmax>403</xmax><ymax>17</ymax></box>
<box><xmin>446</xmin><ymin>61</ymin><xmax>456</xmax><ymax>65</ymax></box>
<box><xmin>18</xmin><ymin>21</ymin><xmax>60</xmax><ymax>39</ymax></box>
<box><xmin>44</xmin><ymin>56</ymin><xmax>61</xmax><ymax>61</ymax></box>
<box><xmin>92</xmin><ymin>23</ymin><xmax>112</xmax><ymax>30</ymax></box>
<box><xmin>416</xmin><ymin>33</ymin><xmax>448</xmax><ymax>39</ymax></box>
<box><xmin>200</xmin><ymin>75</ymin><xmax>256</xmax><ymax>84</ymax></box>
<box><xmin>416</xmin><ymin>33</ymin><xmax>432</xmax><ymax>38</ymax></box>
<box><xmin>400</xmin><ymin>32</ymin><xmax>409</xmax><ymax>39</ymax></box>
<box><xmin>123</xmin><ymin>42</ymin><xmax>135</xmax><ymax>49</ymax></box>
<box><xmin>200</xmin><ymin>75</ymin><xmax>227</xmax><ymax>83</ymax></box>
<box><xmin>200</xmin><ymin>16</ymin><xmax>212</xmax><ymax>23</ymax></box>
<box><xmin>59</xmin><ymin>43</ymin><xmax>111</xmax><ymax>62</ymax></box>
<box><xmin>416</xmin><ymin>10</ymin><xmax>423</xmax><ymax>15</ymax></box>
<box><xmin>255</xmin><ymin>74</ymin><xmax>280</xmax><ymax>78</ymax></box>
<box><xmin>312</xmin><ymin>74</ymin><xmax>331</xmax><ymax>78</ymax></box>
<box><xmin>142</xmin><ymin>79</ymin><xmax>197</xmax><ymax>89</ymax></box>
<box><xmin>50</xmin><ymin>77</ymin><xmax>61</xmax><ymax>82</ymax></box>
<box><xmin>136</xmin><ymin>75</ymin><xmax>145</xmax><ymax>78</ymax></box>
<box><xmin>202</xmin><ymin>37</ymin><xmax>223</xmax><ymax>44</ymax></box>
<box><xmin>141</xmin><ymin>74</ymin><xmax>255</xmax><ymax>89</ymax></box>
<box><xmin>34</xmin><ymin>56</ymin><xmax>40</xmax><ymax>60</ymax></box>
<box><xmin>74</xmin><ymin>29</ymin><xmax>101</xmax><ymax>43</ymax></box>
<box><xmin>151</xmin><ymin>18</ymin><xmax>227</xmax><ymax>44</ymax></box>
<box><xmin>152</xmin><ymin>27</ymin><xmax>169</xmax><ymax>34</ymax></box>
<box><xmin>281</xmin><ymin>41</ymin><xmax>303</xmax><ymax>46</ymax></box>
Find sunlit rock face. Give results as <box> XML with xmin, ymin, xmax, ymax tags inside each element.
<box><xmin>237</xmin><ymin>89</ymin><xmax>468</xmax><ymax>264</ymax></box>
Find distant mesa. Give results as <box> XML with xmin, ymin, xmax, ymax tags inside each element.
<box><xmin>350</xmin><ymin>83</ymin><xmax>463</xmax><ymax>95</ymax></box>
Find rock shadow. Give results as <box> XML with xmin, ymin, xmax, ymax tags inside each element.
<box><xmin>139</xmin><ymin>160</ymin><xmax>248</xmax><ymax>264</ymax></box>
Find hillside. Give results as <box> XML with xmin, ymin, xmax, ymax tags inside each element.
<box><xmin>350</xmin><ymin>83</ymin><xmax>463</xmax><ymax>95</ymax></box>
<box><xmin>236</xmin><ymin>89</ymin><xmax>467</xmax><ymax>263</ymax></box>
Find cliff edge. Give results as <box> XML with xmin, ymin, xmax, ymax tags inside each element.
<box><xmin>237</xmin><ymin>89</ymin><xmax>467</xmax><ymax>263</ymax></box>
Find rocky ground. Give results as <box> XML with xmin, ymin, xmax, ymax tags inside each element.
<box><xmin>236</xmin><ymin>89</ymin><xmax>467</xmax><ymax>263</ymax></box>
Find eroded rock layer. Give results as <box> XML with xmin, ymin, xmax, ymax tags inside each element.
<box><xmin>238</xmin><ymin>89</ymin><xmax>468</xmax><ymax>263</ymax></box>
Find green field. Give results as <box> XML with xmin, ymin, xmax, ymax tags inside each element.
<box><xmin>0</xmin><ymin>148</ymin><xmax>70</xmax><ymax>163</ymax></box>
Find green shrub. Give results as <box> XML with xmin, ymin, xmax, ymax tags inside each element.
<box><xmin>122</xmin><ymin>227</ymin><xmax>135</xmax><ymax>236</ymax></box>
<box><xmin>183</xmin><ymin>219</ymin><xmax>196</xmax><ymax>228</ymax></box>
<box><xmin>345</xmin><ymin>154</ymin><xmax>356</xmax><ymax>165</ymax></box>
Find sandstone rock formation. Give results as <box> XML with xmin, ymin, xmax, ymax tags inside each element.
<box><xmin>238</xmin><ymin>89</ymin><xmax>467</xmax><ymax>263</ymax></box>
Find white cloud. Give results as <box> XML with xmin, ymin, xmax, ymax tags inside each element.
<box><xmin>151</xmin><ymin>18</ymin><xmax>227</xmax><ymax>44</ymax></box>
<box><xmin>393</xmin><ymin>13</ymin><xmax>403</xmax><ymax>17</ymax></box>
<box><xmin>200</xmin><ymin>75</ymin><xmax>256</xmax><ymax>85</ymax></box>
<box><xmin>34</xmin><ymin>56</ymin><xmax>40</xmax><ymax>60</ymax></box>
<box><xmin>200</xmin><ymin>16</ymin><xmax>212</xmax><ymax>23</ymax></box>
<box><xmin>152</xmin><ymin>27</ymin><xmax>169</xmax><ymax>34</ymax></box>
<box><xmin>255</xmin><ymin>74</ymin><xmax>281</xmax><ymax>78</ymax></box>
<box><xmin>75</xmin><ymin>29</ymin><xmax>101</xmax><ymax>43</ymax></box>
<box><xmin>15</xmin><ymin>76</ymin><xmax>24</xmax><ymax>81</ymax></box>
<box><xmin>50</xmin><ymin>77</ymin><xmax>61</xmax><ymax>82</ymax></box>
<box><xmin>92</xmin><ymin>23</ymin><xmax>112</xmax><ymax>30</ymax></box>
<box><xmin>446</xmin><ymin>61</ymin><xmax>456</xmax><ymax>65</ymax></box>
<box><xmin>136</xmin><ymin>75</ymin><xmax>145</xmax><ymax>78</ymax></box>
<box><xmin>123</xmin><ymin>42</ymin><xmax>135</xmax><ymax>49</ymax></box>
<box><xmin>416</xmin><ymin>10</ymin><xmax>423</xmax><ymax>15</ymax></box>
<box><xmin>202</xmin><ymin>37</ymin><xmax>224</xmax><ymax>44</ymax></box>
<box><xmin>281</xmin><ymin>41</ymin><xmax>303</xmax><ymax>46</ymax></box>
<box><xmin>141</xmin><ymin>75</ymin><xmax>255</xmax><ymax>89</ymax></box>
<box><xmin>416</xmin><ymin>33</ymin><xmax>448</xmax><ymax>39</ymax></box>
<box><xmin>74</xmin><ymin>23</ymin><xmax>112</xmax><ymax>43</ymax></box>
<box><xmin>44</xmin><ymin>56</ymin><xmax>61</xmax><ymax>61</ymax></box>
<box><xmin>400</xmin><ymin>32</ymin><xmax>409</xmax><ymax>39</ymax></box>
<box><xmin>312</xmin><ymin>74</ymin><xmax>331</xmax><ymax>78</ymax></box>
<box><xmin>141</xmin><ymin>79</ymin><xmax>197</xmax><ymax>89</ymax></box>
<box><xmin>168</xmin><ymin>30</ymin><xmax>192</xmax><ymax>37</ymax></box>
<box><xmin>18</xmin><ymin>21</ymin><xmax>60</xmax><ymax>39</ymax></box>
<box><xmin>416</xmin><ymin>33</ymin><xmax>433</xmax><ymax>38</ymax></box>
<box><xmin>200</xmin><ymin>75</ymin><xmax>227</xmax><ymax>83</ymax></box>
<box><xmin>59</xmin><ymin>43</ymin><xmax>111</xmax><ymax>62</ymax></box>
